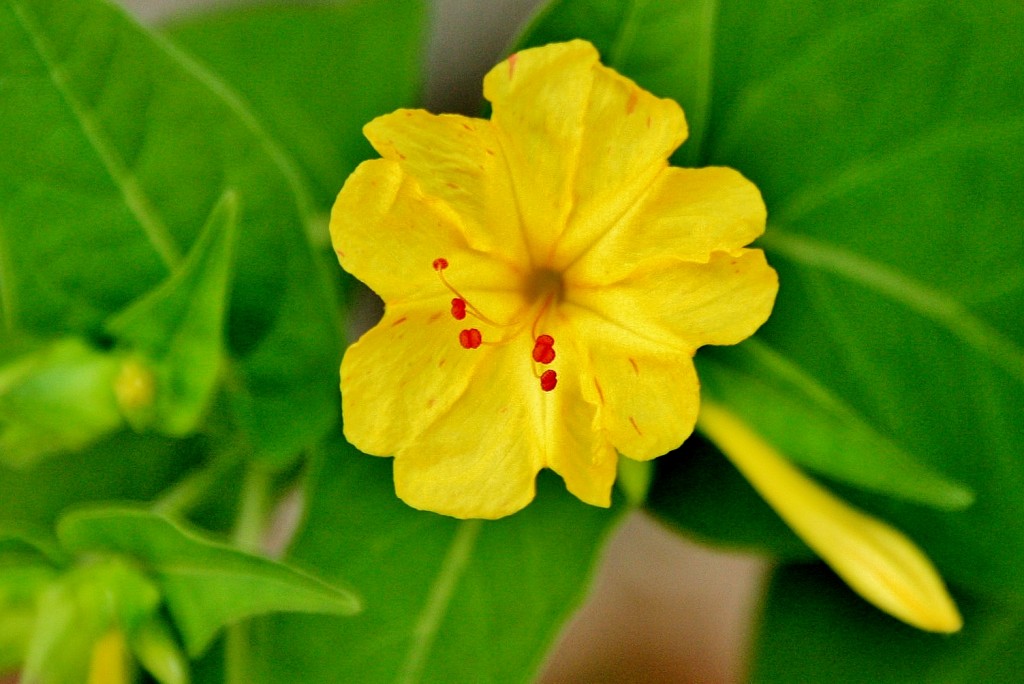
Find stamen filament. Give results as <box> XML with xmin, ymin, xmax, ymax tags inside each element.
<box><xmin>434</xmin><ymin>258</ymin><xmax>510</xmax><ymax>327</ymax></box>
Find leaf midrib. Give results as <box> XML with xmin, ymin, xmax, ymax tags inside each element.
<box><xmin>8</xmin><ymin>0</ymin><xmax>183</xmax><ymax>270</ymax></box>
<box><xmin>395</xmin><ymin>519</ymin><xmax>482</xmax><ymax>684</ymax></box>
<box><xmin>761</xmin><ymin>227</ymin><xmax>1024</xmax><ymax>384</ymax></box>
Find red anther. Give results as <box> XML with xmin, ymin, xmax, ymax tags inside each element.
<box><xmin>433</xmin><ymin>258</ymin><xmax>449</xmax><ymax>271</ymax></box>
<box><xmin>540</xmin><ymin>370</ymin><xmax>558</xmax><ymax>392</ymax></box>
<box><xmin>532</xmin><ymin>334</ymin><xmax>555</xmax><ymax>364</ymax></box>
<box><xmin>535</xmin><ymin>345</ymin><xmax>556</xmax><ymax>364</ymax></box>
<box><xmin>459</xmin><ymin>328</ymin><xmax>482</xmax><ymax>349</ymax></box>
<box><xmin>451</xmin><ymin>298</ymin><xmax>467</xmax><ymax>320</ymax></box>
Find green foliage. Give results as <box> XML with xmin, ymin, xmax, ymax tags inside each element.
<box><xmin>21</xmin><ymin>558</ymin><xmax>162</xmax><ymax>684</ymax></box>
<box><xmin>239</xmin><ymin>437</ymin><xmax>626</xmax><ymax>684</ymax></box>
<box><xmin>57</xmin><ymin>507</ymin><xmax>362</xmax><ymax>657</ymax></box>
<box><xmin>696</xmin><ymin>344</ymin><xmax>974</xmax><ymax>510</ymax></box>
<box><xmin>106</xmin><ymin>191</ymin><xmax>237</xmax><ymax>435</ymax></box>
<box><xmin>754</xmin><ymin>565</ymin><xmax>1024</xmax><ymax>684</ymax></box>
<box><xmin>519</xmin><ymin>0</ymin><xmax>1024</xmax><ymax>678</ymax></box>
<box><xmin>1</xmin><ymin>0</ymin><xmax>1021</xmax><ymax>680</ymax></box>
<box><xmin>165</xmin><ymin>0</ymin><xmax>425</xmax><ymax>213</ymax></box>
<box><xmin>0</xmin><ymin>337</ymin><xmax>122</xmax><ymax>467</ymax></box>
<box><xmin>0</xmin><ymin>0</ymin><xmax>341</xmax><ymax>463</ymax></box>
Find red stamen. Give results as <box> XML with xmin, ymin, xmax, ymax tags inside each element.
<box><xmin>459</xmin><ymin>328</ymin><xmax>482</xmax><ymax>349</ymax></box>
<box><xmin>451</xmin><ymin>298</ymin><xmax>467</xmax><ymax>320</ymax></box>
<box><xmin>540</xmin><ymin>370</ymin><xmax>557</xmax><ymax>392</ymax></box>
<box><xmin>532</xmin><ymin>335</ymin><xmax>556</xmax><ymax>364</ymax></box>
<box><xmin>433</xmin><ymin>258</ymin><xmax>449</xmax><ymax>271</ymax></box>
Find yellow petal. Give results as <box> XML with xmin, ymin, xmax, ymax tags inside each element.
<box><xmin>363</xmin><ymin>110</ymin><xmax>529</xmax><ymax>260</ymax></box>
<box><xmin>541</xmin><ymin>344</ymin><xmax>620</xmax><ymax>507</ymax></box>
<box><xmin>698</xmin><ymin>401</ymin><xmax>962</xmax><ymax>633</ymax></box>
<box><xmin>330</xmin><ymin>158</ymin><xmax>521</xmax><ymax>305</ymax></box>
<box><xmin>342</xmin><ymin>303</ymin><xmax>490</xmax><ymax>457</ymax></box>
<box><xmin>483</xmin><ymin>40</ymin><xmax>686</xmax><ymax>264</ymax></box>
<box><xmin>392</xmin><ymin>336</ymin><xmax>612</xmax><ymax>518</ymax></box>
<box><xmin>567</xmin><ymin>166</ymin><xmax>767</xmax><ymax>283</ymax></box>
<box><xmin>568</xmin><ymin>249</ymin><xmax>778</xmax><ymax>353</ymax></box>
<box><xmin>568</xmin><ymin>313</ymin><xmax>701</xmax><ymax>460</ymax></box>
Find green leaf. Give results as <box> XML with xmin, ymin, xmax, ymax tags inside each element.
<box><xmin>701</xmin><ymin>0</ymin><xmax>1024</xmax><ymax>597</ymax></box>
<box><xmin>0</xmin><ymin>562</ymin><xmax>55</xmax><ymax>672</ymax></box>
<box><xmin>130</xmin><ymin>614</ymin><xmax>191</xmax><ymax>684</ymax></box>
<box><xmin>647</xmin><ymin>434</ymin><xmax>813</xmax><ymax>560</ymax></box>
<box><xmin>56</xmin><ymin>507</ymin><xmax>361</xmax><ymax>657</ymax></box>
<box><xmin>0</xmin><ymin>431</ymin><xmax>207</xmax><ymax>529</ymax></box>
<box><xmin>697</xmin><ymin>342</ymin><xmax>974</xmax><ymax>510</ymax></box>
<box><xmin>0</xmin><ymin>337</ymin><xmax>122</xmax><ymax>467</ymax></box>
<box><xmin>0</xmin><ymin>0</ymin><xmax>341</xmax><ymax>461</ymax></box>
<box><xmin>0</xmin><ymin>524</ymin><xmax>62</xmax><ymax>564</ymax></box>
<box><xmin>753</xmin><ymin>564</ymin><xmax>1024</xmax><ymax>684</ymax></box>
<box><xmin>22</xmin><ymin>557</ymin><xmax>161</xmax><ymax>684</ymax></box>
<box><xmin>106</xmin><ymin>191</ymin><xmax>238</xmax><ymax>435</ymax></box>
<box><xmin>239</xmin><ymin>436</ymin><xmax>626</xmax><ymax>683</ymax></box>
<box><xmin>514</xmin><ymin>0</ymin><xmax>716</xmax><ymax>164</ymax></box>
<box><xmin>164</xmin><ymin>0</ymin><xmax>426</xmax><ymax>213</ymax></box>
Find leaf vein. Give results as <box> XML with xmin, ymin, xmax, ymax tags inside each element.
<box><xmin>8</xmin><ymin>0</ymin><xmax>183</xmax><ymax>269</ymax></box>
<box><xmin>762</xmin><ymin>228</ymin><xmax>1024</xmax><ymax>384</ymax></box>
<box><xmin>396</xmin><ymin>519</ymin><xmax>482</xmax><ymax>684</ymax></box>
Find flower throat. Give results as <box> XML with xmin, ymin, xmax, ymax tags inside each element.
<box><xmin>433</xmin><ymin>257</ymin><xmax>559</xmax><ymax>391</ymax></box>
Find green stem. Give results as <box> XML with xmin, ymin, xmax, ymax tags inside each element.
<box><xmin>232</xmin><ymin>465</ymin><xmax>272</xmax><ymax>552</ymax></box>
<box><xmin>151</xmin><ymin>446</ymin><xmax>242</xmax><ymax>517</ymax></box>
<box><xmin>226</xmin><ymin>463</ymin><xmax>273</xmax><ymax>684</ymax></box>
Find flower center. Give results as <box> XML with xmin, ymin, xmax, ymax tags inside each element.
<box><xmin>525</xmin><ymin>268</ymin><xmax>565</xmax><ymax>306</ymax></box>
<box><xmin>433</xmin><ymin>257</ymin><xmax>559</xmax><ymax>392</ymax></box>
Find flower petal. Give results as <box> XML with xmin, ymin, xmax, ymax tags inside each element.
<box><xmin>483</xmin><ymin>40</ymin><xmax>686</xmax><ymax>264</ymax></box>
<box><xmin>340</xmin><ymin>302</ymin><xmax>490</xmax><ymax>457</ymax></box>
<box><xmin>566</xmin><ymin>166</ymin><xmax>768</xmax><ymax>283</ymax></box>
<box><xmin>363</xmin><ymin>110</ymin><xmax>528</xmax><ymax>261</ymax></box>
<box><xmin>330</xmin><ymin>158</ymin><xmax>522</xmax><ymax>308</ymax></box>
<box><xmin>392</xmin><ymin>332</ymin><xmax>616</xmax><ymax>518</ymax></box>
<box><xmin>568</xmin><ymin>249</ymin><xmax>778</xmax><ymax>353</ymax></box>
<box><xmin>574</xmin><ymin>341</ymin><xmax>700</xmax><ymax>461</ymax></box>
<box><xmin>698</xmin><ymin>402</ymin><xmax>962</xmax><ymax>633</ymax></box>
<box><xmin>541</xmin><ymin>344</ymin><xmax>620</xmax><ymax>507</ymax></box>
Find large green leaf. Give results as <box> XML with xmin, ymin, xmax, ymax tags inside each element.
<box><xmin>164</xmin><ymin>0</ymin><xmax>426</xmax><ymax>213</ymax></box>
<box><xmin>696</xmin><ymin>343</ymin><xmax>973</xmax><ymax>510</ymax></box>
<box><xmin>0</xmin><ymin>0</ymin><xmax>341</xmax><ymax>460</ymax></box>
<box><xmin>753</xmin><ymin>564</ymin><xmax>1024</xmax><ymax>684</ymax></box>
<box><xmin>235</xmin><ymin>435</ymin><xmax>626</xmax><ymax>683</ymax></box>
<box><xmin>57</xmin><ymin>507</ymin><xmax>362</xmax><ymax>657</ymax></box>
<box><xmin>698</xmin><ymin>0</ymin><xmax>1024</xmax><ymax>597</ymax></box>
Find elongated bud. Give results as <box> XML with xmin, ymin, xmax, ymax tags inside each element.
<box><xmin>697</xmin><ymin>401</ymin><xmax>962</xmax><ymax>633</ymax></box>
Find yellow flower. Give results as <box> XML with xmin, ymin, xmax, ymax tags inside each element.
<box><xmin>331</xmin><ymin>40</ymin><xmax>777</xmax><ymax>519</ymax></box>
